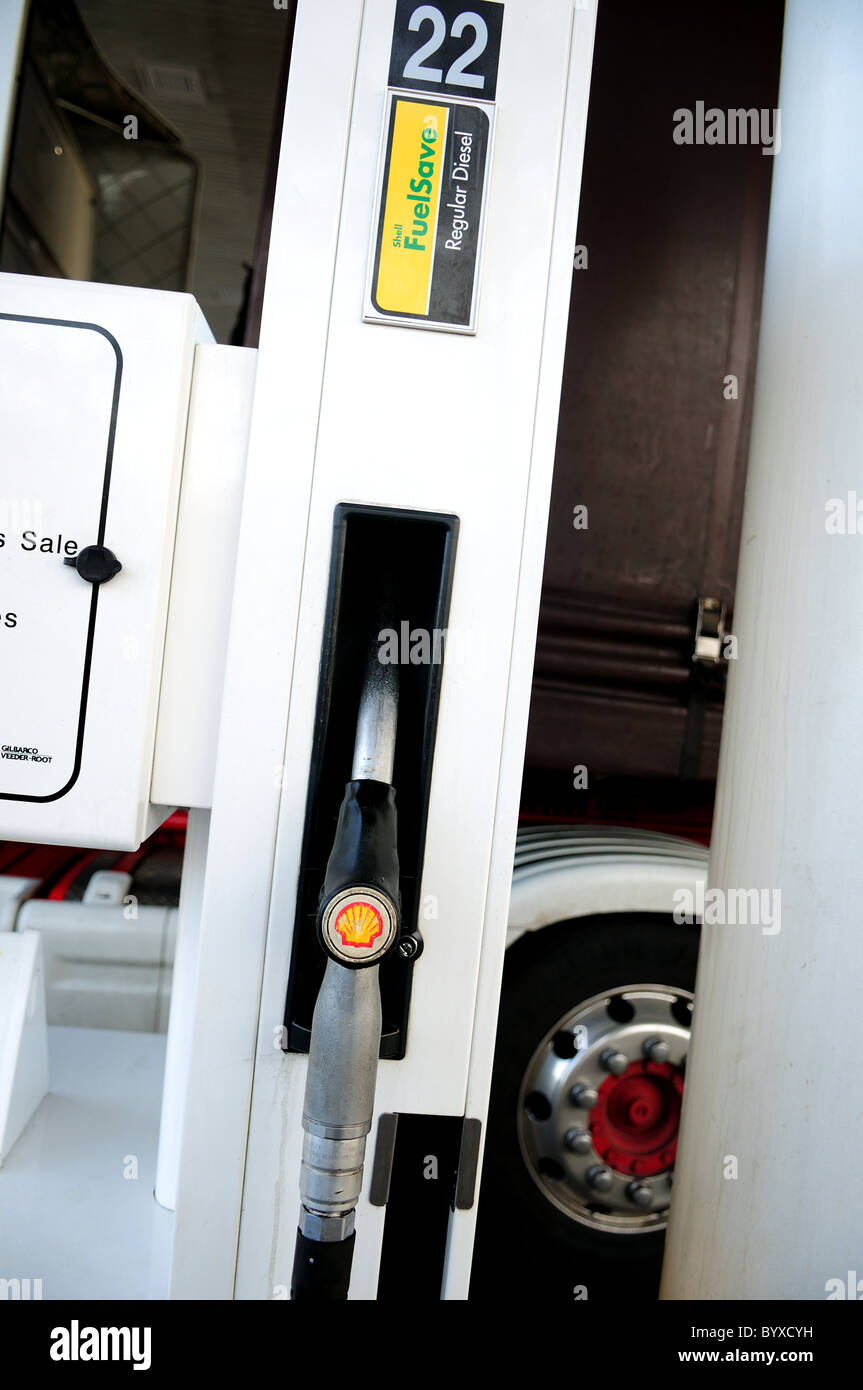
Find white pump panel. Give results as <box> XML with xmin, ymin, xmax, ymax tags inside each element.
<box><xmin>0</xmin><ymin>274</ymin><xmax>212</xmax><ymax>850</ymax></box>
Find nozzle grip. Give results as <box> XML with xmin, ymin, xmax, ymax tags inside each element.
<box><xmin>316</xmin><ymin>779</ymin><xmax>400</xmax><ymax>967</ymax></box>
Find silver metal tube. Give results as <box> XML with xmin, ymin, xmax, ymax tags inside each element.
<box><xmin>299</xmin><ymin>959</ymin><xmax>383</xmax><ymax>1238</ymax></box>
<box><xmin>351</xmin><ymin>628</ymin><xmax>398</xmax><ymax>783</ymax></box>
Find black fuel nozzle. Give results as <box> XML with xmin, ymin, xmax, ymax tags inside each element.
<box><xmin>316</xmin><ymin>779</ymin><xmax>400</xmax><ymax>968</ymax></box>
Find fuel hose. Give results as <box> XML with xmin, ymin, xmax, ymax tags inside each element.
<box><xmin>290</xmin><ymin>620</ymin><xmax>400</xmax><ymax>1300</ymax></box>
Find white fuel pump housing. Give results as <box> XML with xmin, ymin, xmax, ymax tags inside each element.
<box><xmin>0</xmin><ymin>0</ymin><xmax>599</xmax><ymax>1303</ymax></box>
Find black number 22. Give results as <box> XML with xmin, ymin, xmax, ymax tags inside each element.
<box><xmin>403</xmin><ymin>6</ymin><xmax>489</xmax><ymax>90</ymax></box>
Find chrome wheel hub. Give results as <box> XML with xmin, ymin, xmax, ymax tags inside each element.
<box><xmin>517</xmin><ymin>985</ymin><xmax>692</xmax><ymax>1235</ymax></box>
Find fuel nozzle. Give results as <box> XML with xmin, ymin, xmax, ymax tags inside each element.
<box><xmin>291</xmin><ymin>617</ymin><xmax>401</xmax><ymax>1300</ymax></box>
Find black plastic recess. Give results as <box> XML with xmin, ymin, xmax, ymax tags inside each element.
<box><xmin>283</xmin><ymin>504</ymin><xmax>459</xmax><ymax>1060</ymax></box>
<box><xmin>376</xmin><ymin>1113</ymin><xmax>465</xmax><ymax>1301</ymax></box>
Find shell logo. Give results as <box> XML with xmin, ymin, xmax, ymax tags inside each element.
<box><xmin>334</xmin><ymin>898</ymin><xmax>384</xmax><ymax>949</ymax></box>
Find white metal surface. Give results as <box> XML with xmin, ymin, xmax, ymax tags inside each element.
<box><xmin>170</xmin><ymin>0</ymin><xmax>597</xmax><ymax>1300</ymax></box>
<box><xmin>661</xmin><ymin>0</ymin><xmax>863</xmax><ymax>1300</ymax></box>
<box><xmin>82</xmin><ymin>869</ymin><xmax>133</xmax><ymax>905</ymax></box>
<box><xmin>0</xmin><ymin>873</ymin><xmax>38</xmax><ymax>931</ymax></box>
<box><xmin>0</xmin><ymin>1026</ymin><xmax>171</xmax><ymax>1298</ymax></box>
<box><xmin>155</xmin><ymin>807</ymin><xmax>209</xmax><ymax>1211</ymax></box>
<box><xmin>0</xmin><ymin>929</ymin><xmax>47</xmax><ymax>1165</ymax></box>
<box><xmin>152</xmin><ymin>347</ymin><xmax>257</xmax><ymax>810</ymax></box>
<box><xmin>17</xmin><ymin>897</ymin><xmax>176</xmax><ymax>1031</ymax></box>
<box><xmin>168</xmin><ymin>0</ymin><xmax>367</xmax><ymax>1300</ymax></box>
<box><xmin>0</xmin><ymin>274</ymin><xmax>212</xmax><ymax>850</ymax></box>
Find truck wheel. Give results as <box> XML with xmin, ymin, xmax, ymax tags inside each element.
<box><xmin>470</xmin><ymin>913</ymin><xmax>699</xmax><ymax>1302</ymax></box>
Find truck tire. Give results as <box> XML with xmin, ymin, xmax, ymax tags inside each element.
<box><xmin>470</xmin><ymin>913</ymin><xmax>699</xmax><ymax>1302</ymax></box>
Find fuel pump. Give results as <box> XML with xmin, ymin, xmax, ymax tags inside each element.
<box><xmin>292</xmin><ymin>618</ymin><xmax>402</xmax><ymax>1299</ymax></box>
<box><xmin>165</xmin><ymin>0</ymin><xmax>600</xmax><ymax>1300</ymax></box>
<box><xmin>0</xmin><ymin>0</ymin><xmax>599</xmax><ymax>1304</ymax></box>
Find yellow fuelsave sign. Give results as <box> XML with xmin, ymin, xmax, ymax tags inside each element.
<box><xmin>375</xmin><ymin>99</ymin><xmax>449</xmax><ymax>316</ymax></box>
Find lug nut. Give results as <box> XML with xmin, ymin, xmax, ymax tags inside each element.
<box><xmin>643</xmin><ymin>1036</ymin><xmax>670</xmax><ymax>1064</ymax></box>
<box><xmin>627</xmin><ymin>1181</ymin><xmax>652</xmax><ymax>1208</ymax></box>
<box><xmin>586</xmin><ymin>1164</ymin><xmax>613</xmax><ymax>1192</ymax></box>
<box><xmin>564</xmin><ymin>1128</ymin><xmax>592</xmax><ymax>1155</ymax></box>
<box><xmin>570</xmin><ymin>1083</ymin><xmax>598</xmax><ymax>1109</ymax></box>
<box><xmin>600</xmin><ymin>1047</ymin><xmax>628</xmax><ymax>1075</ymax></box>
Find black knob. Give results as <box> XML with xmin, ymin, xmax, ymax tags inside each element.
<box><xmin>64</xmin><ymin>545</ymin><xmax>122</xmax><ymax>584</ymax></box>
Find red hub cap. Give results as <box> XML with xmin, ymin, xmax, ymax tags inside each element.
<box><xmin>589</xmin><ymin>1060</ymin><xmax>683</xmax><ymax>1177</ymax></box>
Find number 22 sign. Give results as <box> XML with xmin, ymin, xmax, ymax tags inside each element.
<box><xmin>388</xmin><ymin>0</ymin><xmax>504</xmax><ymax>102</ymax></box>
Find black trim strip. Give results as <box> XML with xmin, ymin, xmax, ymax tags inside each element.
<box><xmin>376</xmin><ymin>1112</ymin><xmax>464</xmax><ymax>1300</ymax></box>
<box><xmin>454</xmin><ymin>1117</ymin><xmax>482</xmax><ymax>1210</ymax></box>
<box><xmin>369</xmin><ymin>1113</ymin><xmax>400</xmax><ymax>1207</ymax></box>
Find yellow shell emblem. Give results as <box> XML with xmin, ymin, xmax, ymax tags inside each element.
<box><xmin>334</xmin><ymin>898</ymin><xmax>384</xmax><ymax>949</ymax></box>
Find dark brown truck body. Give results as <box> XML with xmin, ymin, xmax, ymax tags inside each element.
<box><xmin>523</xmin><ymin>0</ymin><xmax>784</xmax><ymax>827</ymax></box>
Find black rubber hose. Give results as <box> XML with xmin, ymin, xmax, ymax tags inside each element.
<box><xmin>291</xmin><ymin>1229</ymin><xmax>356</xmax><ymax>1301</ymax></box>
